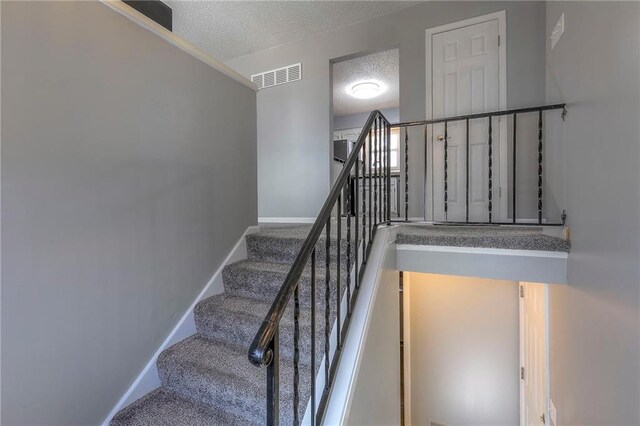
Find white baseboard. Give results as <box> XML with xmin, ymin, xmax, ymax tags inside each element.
<box><xmin>258</xmin><ymin>217</ymin><xmax>316</xmax><ymax>224</ymax></box>
<box><xmin>102</xmin><ymin>225</ymin><xmax>260</xmax><ymax>425</ymax></box>
<box><xmin>390</xmin><ymin>217</ymin><xmax>429</xmax><ymax>222</ymax></box>
<box><xmin>507</xmin><ymin>218</ymin><xmax>549</xmax><ymax>223</ymax></box>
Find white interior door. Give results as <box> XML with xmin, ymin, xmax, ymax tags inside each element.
<box><xmin>431</xmin><ymin>18</ymin><xmax>501</xmax><ymax>222</ymax></box>
<box><xmin>520</xmin><ymin>282</ymin><xmax>549</xmax><ymax>426</ymax></box>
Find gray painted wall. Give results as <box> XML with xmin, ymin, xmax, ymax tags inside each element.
<box><xmin>1</xmin><ymin>2</ymin><xmax>257</xmax><ymax>425</ymax></box>
<box><xmin>545</xmin><ymin>2</ymin><xmax>640</xmax><ymax>425</ymax></box>
<box><xmin>227</xmin><ymin>2</ymin><xmax>547</xmax><ymax>219</ymax></box>
<box><xmin>408</xmin><ymin>273</ymin><xmax>519</xmax><ymax>426</ymax></box>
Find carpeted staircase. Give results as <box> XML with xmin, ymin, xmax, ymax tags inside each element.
<box><xmin>111</xmin><ymin>224</ymin><xmax>351</xmax><ymax>426</ymax></box>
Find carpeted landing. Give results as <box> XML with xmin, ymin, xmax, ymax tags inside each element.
<box><xmin>395</xmin><ymin>224</ymin><xmax>570</xmax><ymax>252</ymax></box>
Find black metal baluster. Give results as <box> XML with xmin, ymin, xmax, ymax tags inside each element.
<box><xmin>404</xmin><ymin>128</ymin><xmax>409</xmax><ymax>222</ymax></box>
<box><xmin>444</xmin><ymin>121</ymin><xmax>448</xmax><ymax>220</ymax></box>
<box><xmin>336</xmin><ymin>195</ymin><xmax>341</xmax><ymax>349</ymax></box>
<box><xmin>488</xmin><ymin>117</ymin><xmax>493</xmax><ymax>223</ymax></box>
<box><xmin>293</xmin><ymin>282</ymin><xmax>300</xmax><ymax>426</ymax></box>
<box><xmin>378</xmin><ymin>117</ymin><xmax>382</xmax><ymax>225</ymax></box>
<box><xmin>355</xmin><ymin>158</ymin><xmax>360</xmax><ymax>288</ymax></box>
<box><xmin>363</xmin><ymin>132</ymin><xmax>368</xmax><ymax>264</ymax></box>
<box><xmin>378</xmin><ymin>117</ymin><xmax>382</xmax><ymax>224</ymax></box>
<box><xmin>381</xmin><ymin>120</ymin><xmax>385</xmax><ymax>223</ymax></box>
<box><xmin>387</xmin><ymin>122</ymin><xmax>392</xmax><ymax>223</ymax></box>
<box><xmin>324</xmin><ymin>220</ymin><xmax>330</xmax><ymax>393</ymax></box>
<box><xmin>377</xmin><ymin>117</ymin><xmax>381</xmax><ymax>225</ymax></box>
<box><xmin>538</xmin><ymin>110</ymin><xmax>543</xmax><ymax>224</ymax></box>
<box><xmin>465</xmin><ymin>118</ymin><xmax>470</xmax><ymax>223</ymax></box>
<box><xmin>373</xmin><ymin>117</ymin><xmax>382</xmax><ymax>225</ymax></box>
<box><xmin>423</xmin><ymin>124</ymin><xmax>428</xmax><ymax>222</ymax></box>
<box><xmin>310</xmin><ymin>250</ymin><xmax>316</xmax><ymax>426</ymax></box>
<box><xmin>267</xmin><ymin>329</ymin><xmax>279</xmax><ymax>426</ymax></box>
<box><xmin>346</xmin><ymin>179</ymin><xmax>352</xmax><ymax>316</ymax></box>
<box><xmin>380</xmin><ymin>119</ymin><xmax>387</xmax><ymax>223</ymax></box>
<box><xmin>373</xmin><ymin>118</ymin><xmax>378</xmax><ymax>228</ymax></box>
<box><xmin>368</xmin><ymin>128</ymin><xmax>372</xmax><ymax>243</ymax></box>
<box><xmin>381</xmin><ymin>119</ymin><xmax>384</xmax><ymax>224</ymax></box>
<box><xmin>513</xmin><ymin>114</ymin><xmax>517</xmax><ymax>224</ymax></box>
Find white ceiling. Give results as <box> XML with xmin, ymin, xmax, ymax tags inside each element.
<box><xmin>333</xmin><ymin>48</ymin><xmax>399</xmax><ymax>116</ymax></box>
<box><xmin>165</xmin><ymin>1</ymin><xmax>419</xmax><ymax>61</ymax></box>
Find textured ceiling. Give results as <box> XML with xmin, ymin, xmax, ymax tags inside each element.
<box><xmin>165</xmin><ymin>1</ymin><xmax>419</xmax><ymax>61</ymax></box>
<box><xmin>333</xmin><ymin>48</ymin><xmax>399</xmax><ymax>116</ymax></box>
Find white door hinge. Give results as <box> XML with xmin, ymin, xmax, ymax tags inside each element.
<box><xmin>521</xmin><ymin>366</ymin><xmax>525</xmax><ymax>380</ymax></box>
<box><xmin>520</xmin><ymin>285</ymin><xmax>524</xmax><ymax>298</ymax></box>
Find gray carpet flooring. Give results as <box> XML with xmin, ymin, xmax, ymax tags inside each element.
<box><xmin>111</xmin><ymin>224</ymin><xmax>350</xmax><ymax>426</ymax></box>
<box><xmin>396</xmin><ymin>224</ymin><xmax>571</xmax><ymax>252</ymax></box>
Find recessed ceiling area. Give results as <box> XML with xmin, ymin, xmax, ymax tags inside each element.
<box><xmin>164</xmin><ymin>1</ymin><xmax>419</xmax><ymax>61</ymax></box>
<box><xmin>333</xmin><ymin>48</ymin><xmax>399</xmax><ymax>117</ymax></box>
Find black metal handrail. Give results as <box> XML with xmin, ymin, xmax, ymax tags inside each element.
<box><xmin>249</xmin><ymin>110</ymin><xmax>391</xmax><ymax>425</ymax></box>
<box><xmin>390</xmin><ymin>103</ymin><xmax>566</xmax><ymax>129</ymax></box>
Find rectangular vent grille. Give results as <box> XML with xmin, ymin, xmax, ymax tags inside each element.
<box><xmin>251</xmin><ymin>63</ymin><xmax>302</xmax><ymax>90</ymax></box>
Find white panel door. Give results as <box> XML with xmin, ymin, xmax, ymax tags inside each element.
<box><xmin>431</xmin><ymin>19</ymin><xmax>500</xmax><ymax>222</ymax></box>
<box><xmin>521</xmin><ymin>282</ymin><xmax>548</xmax><ymax>426</ymax></box>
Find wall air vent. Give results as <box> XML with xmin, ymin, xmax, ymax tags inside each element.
<box><xmin>251</xmin><ymin>63</ymin><xmax>302</xmax><ymax>90</ymax></box>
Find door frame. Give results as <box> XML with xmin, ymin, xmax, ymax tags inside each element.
<box><xmin>519</xmin><ymin>282</ymin><xmax>551</xmax><ymax>426</ymax></box>
<box><xmin>424</xmin><ymin>10</ymin><xmax>508</xmax><ymax>221</ymax></box>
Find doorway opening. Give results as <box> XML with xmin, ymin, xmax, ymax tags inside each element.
<box><xmin>400</xmin><ymin>272</ymin><xmax>551</xmax><ymax>426</ymax></box>
<box><xmin>330</xmin><ymin>48</ymin><xmax>401</xmax><ymax>218</ymax></box>
<box><xmin>519</xmin><ymin>282</ymin><xmax>551</xmax><ymax>426</ymax></box>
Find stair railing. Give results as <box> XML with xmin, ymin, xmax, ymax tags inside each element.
<box><xmin>248</xmin><ymin>110</ymin><xmax>391</xmax><ymax>425</ymax></box>
<box><xmin>248</xmin><ymin>103</ymin><xmax>567</xmax><ymax>425</ymax></box>
<box><xmin>393</xmin><ymin>103</ymin><xmax>567</xmax><ymax>224</ymax></box>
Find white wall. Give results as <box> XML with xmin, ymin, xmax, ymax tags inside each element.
<box><xmin>346</xmin><ymin>267</ymin><xmax>401</xmax><ymax>426</ymax></box>
<box><xmin>407</xmin><ymin>273</ymin><xmax>520</xmax><ymax>426</ymax></box>
<box><xmin>1</xmin><ymin>2</ymin><xmax>257</xmax><ymax>425</ymax></box>
<box><xmin>227</xmin><ymin>1</ymin><xmax>547</xmax><ymax>220</ymax></box>
<box><xmin>544</xmin><ymin>2</ymin><xmax>640</xmax><ymax>425</ymax></box>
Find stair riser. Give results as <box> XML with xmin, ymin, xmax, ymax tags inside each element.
<box><xmin>246</xmin><ymin>234</ymin><xmax>357</xmax><ymax>266</ymax></box>
<box><xmin>222</xmin><ymin>265</ymin><xmax>351</xmax><ymax>308</ymax></box>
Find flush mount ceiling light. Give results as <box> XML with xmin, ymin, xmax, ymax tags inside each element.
<box><xmin>347</xmin><ymin>80</ymin><xmax>386</xmax><ymax>99</ymax></box>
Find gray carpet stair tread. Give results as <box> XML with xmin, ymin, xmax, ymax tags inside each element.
<box><xmin>246</xmin><ymin>224</ymin><xmax>356</xmax><ymax>264</ymax></box>
<box><xmin>222</xmin><ymin>258</ymin><xmax>346</xmax><ymax>306</ymax></box>
<box><xmin>110</xmin><ymin>388</ymin><xmax>247</xmax><ymax>426</ymax></box>
<box><xmin>157</xmin><ymin>335</ymin><xmax>309</xmax><ymax>424</ymax></box>
<box><xmin>254</xmin><ymin>223</ymin><xmax>349</xmax><ymax>239</ymax></box>
<box><xmin>396</xmin><ymin>225</ymin><xmax>571</xmax><ymax>252</ymax></box>
<box><xmin>225</xmin><ymin>258</ymin><xmax>317</xmax><ymax>275</ymax></box>
<box><xmin>195</xmin><ymin>293</ymin><xmax>334</xmax><ymax>363</ymax></box>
